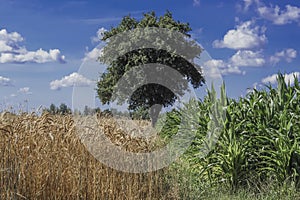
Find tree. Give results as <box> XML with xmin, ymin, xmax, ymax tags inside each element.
<box><xmin>49</xmin><ymin>103</ymin><xmax>57</xmax><ymax>115</ymax></box>
<box><xmin>97</xmin><ymin>11</ymin><xmax>205</xmax><ymax>126</ymax></box>
<box><xmin>45</xmin><ymin>103</ymin><xmax>71</xmax><ymax>115</ymax></box>
<box><xmin>58</xmin><ymin>103</ymin><xmax>71</xmax><ymax>115</ymax></box>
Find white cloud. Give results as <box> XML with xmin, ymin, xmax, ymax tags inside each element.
<box><xmin>203</xmin><ymin>59</ymin><xmax>226</xmax><ymax>78</ymax></box>
<box><xmin>50</xmin><ymin>72</ymin><xmax>94</xmax><ymax>90</ymax></box>
<box><xmin>230</xmin><ymin>50</ymin><xmax>265</xmax><ymax>67</ymax></box>
<box><xmin>18</xmin><ymin>87</ymin><xmax>32</xmax><ymax>95</ymax></box>
<box><xmin>0</xmin><ymin>48</ymin><xmax>66</xmax><ymax>64</ymax></box>
<box><xmin>91</xmin><ymin>27</ymin><xmax>107</xmax><ymax>43</ymax></box>
<box><xmin>0</xmin><ymin>75</ymin><xmax>13</xmax><ymax>86</ymax></box>
<box><xmin>203</xmin><ymin>59</ymin><xmax>245</xmax><ymax>76</ymax></box>
<box><xmin>258</xmin><ymin>4</ymin><xmax>300</xmax><ymax>25</ymax></box>
<box><xmin>0</xmin><ymin>28</ymin><xmax>66</xmax><ymax>64</ymax></box>
<box><xmin>193</xmin><ymin>0</ymin><xmax>200</xmax><ymax>7</ymax></box>
<box><xmin>262</xmin><ymin>74</ymin><xmax>280</xmax><ymax>84</ymax></box>
<box><xmin>84</xmin><ymin>28</ymin><xmax>106</xmax><ymax>61</ymax></box>
<box><xmin>284</xmin><ymin>72</ymin><xmax>300</xmax><ymax>85</ymax></box>
<box><xmin>270</xmin><ymin>48</ymin><xmax>297</xmax><ymax>64</ymax></box>
<box><xmin>262</xmin><ymin>72</ymin><xmax>300</xmax><ymax>85</ymax></box>
<box><xmin>0</xmin><ymin>29</ymin><xmax>23</xmax><ymax>44</ymax></box>
<box><xmin>83</xmin><ymin>46</ymin><xmax>103</xmax><ymax>62</ymax></box>
<box><xmin>241</xmin><ymin>1</ymin><xmax>300</xmax><ymax>25</ymax></box>
<box><xmin>207</xmin><ymin>48</ymin><xmax>296</xmax><ymax>76</ymax></box>
<box><xmin>203</xmin><ymin>50</ymin><xmax>266</xmax><ymax>76</ymax></box>
<box><xmin>213</xmin><ymin>20</ymin><xmax>267</xmax><ymax>50</ymax></box>
<box><xmin>221</xmin><ymin>65</ymin><xmax>245</xmax><ymax>75</ymax></box>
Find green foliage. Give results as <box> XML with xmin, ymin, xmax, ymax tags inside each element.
<box><xmin>129</xmin><ymin>106</ymin><xmax>150</xmax><ymax>120</ymax></box>
<box><xmin>96</xmin><ymin>11</ymin><xmax>204</xmax><ymax>122</ymax></box>
<box><xmin>101</xmin><ymin>11</ymin><xmax>192</xmax><ymax>40</ymax></box>
<box><xmin>161</xmin><ymin>73</ymin><xmax>300</xmax><ymax>195</ymax></box>
<box><xmin>45</xmin><ymin>103</ymin><xmax>72</xmax><ymax>115</ymax></box>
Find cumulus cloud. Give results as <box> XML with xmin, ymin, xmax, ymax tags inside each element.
<box><xmin>91</xmin><ymin>27</ymin><xmax>107</xmax><ymax>43</ymax></box>
<box><xmin>203</xmin><ymin>59</ymin><xmax>245</xmax><ymax>76</ymax></box>
<box><xmin>262</xmin><ymin>72</ymin><xmax>300</xmax><ymax>85</ymax></box>
<box><xmin>270</xmin><ymin>48</ymin><xmax>297</xmax><ymax>64</ymax></box>
<box><xmin>50</xmin><ymin>72</ymin><xmax>94</xmax><ymax>90</ymax></box>
<box><xmin>258</xmin><ymin>4</ymin><xmax>300</xmax><ymax>25</ymax></box>
<box><xmin>0</xmin><ymin>29</ymin><xmax>23</xmax><ymax>45</ymax></box>
<box><xmin>203</xmin><ymin>59</ymin><xmax>227</xmax><ymax>78</ymax></box>
<box><xmin>203</xmin><ymin>50</ymin><xmax>268</xmax><ymax>76</ymax></box>
<box><xmin>240</xmin><ymin>0</ymin><xmax>300</xmax><ymax>25</ymax></box>
<box><xmin>18</xmin><ymin>87</ymin><xmax>32</xmax><ymax>95</ymax></box>
<box><xmin>213</xmin><ymin>20</ymin><xmax>267</xmax><ymax>50</ymax></box>
<box><xmin>230</xmin><ymin>50</ymin><xmax>265</xmax><ymax>67</ymax></box>
<box><xmin>0</xmin><ymin>75</ymin><xmax>13</xmax><ymax>86</ymax></box>
<box><xmin>0</xmin><ymin>49</ymin><xmax>66</xmax><ymax>64</ymax></box>
<box><xmin>221</xmin><ymin>65</ymin><xmax>245</xmax><ymax>75</ymax></box>
<box><xmin>207</xmin><ymin>48</ymin><xmax>297</xmax><ymax>76</ymax></box>
<box><xmin>0</xmin><ymin>28</ymin><xmax>66</xmax><ymax>64</ymax></box>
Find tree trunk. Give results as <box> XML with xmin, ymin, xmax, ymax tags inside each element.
<box><xmin>149</xmin><ymin>104</ymin><xmax>162</xmax><ymax>127</ymax></box>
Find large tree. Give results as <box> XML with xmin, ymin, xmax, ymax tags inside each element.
<box><xmin>97</xmin><ymin>11</ymin><xmax>205</xmax><ymax>125</ymax></box>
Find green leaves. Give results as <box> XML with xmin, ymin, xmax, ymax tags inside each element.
<box><xmin>96</xmin><ymin>11</ymin><xmax>204</xmax><ymax>121</ymax></box>
<box><xmin>166</xmin><ymin>73</ymin><xmax>300</xmax><ymax>192</ymax></box>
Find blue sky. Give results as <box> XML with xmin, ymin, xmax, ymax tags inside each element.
<box><xmin>0</xmin><ymin>0</ymin><xmax>300</xmax><ymax>112</ymax></box>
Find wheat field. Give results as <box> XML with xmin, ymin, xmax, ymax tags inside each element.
<box><xmin>0</xmin><ymin>112</ymin><xmax>176</xmax><ymax>200</ymax></box>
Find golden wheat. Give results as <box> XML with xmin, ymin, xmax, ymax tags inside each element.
<box><xmin>0</xmin><ymin>112</ymin><xmax>175</xmax><ymax>200</ymax></box>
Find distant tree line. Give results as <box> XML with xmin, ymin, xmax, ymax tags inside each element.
<box><xmin>43</xmin><ymin>103</ymin><xmax>111</xmax><ymax>116</ymax></box>
<box><xmin>43</xmin><ymin>103</ymin><xmax>151</xmax><ymax>120</ymax></box>
<box><xmin>44</xmin><ymin>103</ymin><xmax>72</xmax><ymax>115</ymax></box>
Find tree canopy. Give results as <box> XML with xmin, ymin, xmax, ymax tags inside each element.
<box><xmin>45</xmin><ymin>103</ymin><xmax>72</xmax><ymax>115</ymax></box>
<box><xmin>96</xmin><ymin>11</ymin><xmax>205</xmax><ymax>124</ymax></box>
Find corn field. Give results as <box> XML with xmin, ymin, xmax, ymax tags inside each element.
<box><xmin>1</xmin><ymin>73</ymin><xmax>300</xmax><ymax>199</ymax></box>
